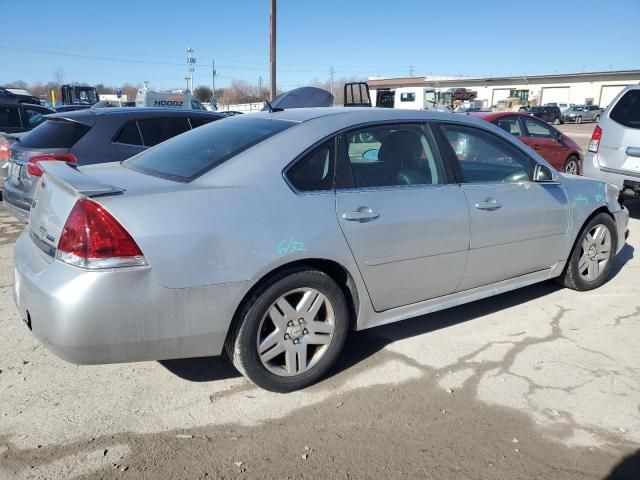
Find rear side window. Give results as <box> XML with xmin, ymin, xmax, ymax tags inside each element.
<box><xmin>114</xmin><ymin>122</ymin><xmax>143</xmax><ymax>145</ymax></box>
<box><xmin>400</xmin><ymin>93</ymin><xmax>415</xmax><ymax>102</ymax></box>
<box><xmin>610</xmin><ymin>90</ymin><xmax>640</xmax><ymax>129</ymax></box>
<box><xmin>138</xmin><ymin>118</ymin><xmax>190</xmax><ymax>147</ymax></box>
<box><xmin>19</xmin><ymin>120</ymin><xmax>90</xmax><ymax>148</ymax></box>
<box><xmin>0</xmin><ymin>106</ymin><xmax>20</xmax><ymax>128</ymax></box>
<box><xmin>124</xmin><ymin>117</ymin><xmax>295</xmax><ymax>182</ymax></box>
<box><xmin>189</xmin><ymin>117</ymin><xmax>216</xmax><ymax>129</ymax></box>
<box><xmin>286</xmin><ymin>140</ymin><xmax>335</xmax><ymax>192</ymax></box>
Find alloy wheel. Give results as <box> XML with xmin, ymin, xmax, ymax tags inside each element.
<box><xmin>564</xmin><ymin>159</ymin><xmax>579</xmax><ymax>175</ymax></box>
<box><xmin>257</xmin><ymin>288</ymin><xmax>335</xmax><ymax>377</ymax></box>
<box><xmin>578</xmin><ymin>224</ymin><xmax>612</xmax><ymax>281</ymax></box>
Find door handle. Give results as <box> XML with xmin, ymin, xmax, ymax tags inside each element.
<box><xmin>475</xmin><ymin>198</ymin><xmax>501</xmax><ymax>211</ymax></box>
<box><xmin>341</xmin><ymin>207</ymin><xmax>380</xmax><ymax>222</ymax></box>
<box><xmin>626</xmin><ymin>147</ymin><xmax>640</xmax><ymax>158</ymax></box>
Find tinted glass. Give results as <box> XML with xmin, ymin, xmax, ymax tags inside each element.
<box><xmin>189</xmin><ymin>117</ymin><xmax>217</xmax><ymax>128</ymax></box>
<box><xmin>124</xmin><ymin>117</ymin><xmax>294</xmax><ymax>182</ymax></box>
<box><xmin>0</xmin><ymin>106</ymin><xmax>20</xmax><ymax>128</ymax></box>
<box><xmin>23</xmin><ymin>107</ymin><xmax>49</xmax><ymax>128</ymax></box>
<box><xmin>287</xmin><ymin>140</ymin><xmax>334</xmax><ymax>191</ymax></box>
<box><xmin>344</xmin><ymin>124</ymin><xmax>445</xmax><ymax>188</ymax></box>
<box><xmin>610</xmin><ymin>90</ymin><xmax>640</xmax><ymax>129</ymax></box>
<box><xmin>138</xmin><ymin>118</ymin><xmax>190</xmax><ymax>147</ymax></box>
<box><xmin>522</xmin><ymin>117</ymin><xmax>554</xmax><ymax>138</ymax></box>
<box><xmin>440</xmin><ymin>124</ymin><xmax>532</xmax><ymax>183</ymax></box>
<box><xmin>19</xmin><ymin>120</ymin><xmax>90</xmax><ymax>148</ymax></box>
<box><xmin>114</xmin><ymin>122</ymin><xmax>143</xmax><ymax>145</ymax></box>
<box><xmin>493</xmin><ymin>116</ymin><xmax>522</xmax><ymax>136</ymax></box>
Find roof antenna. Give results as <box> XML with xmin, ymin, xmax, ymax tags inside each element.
<box><xmin>264</xmin><ymin>99</ymin><xmax>283</xmax><ymax>112</ymax></box>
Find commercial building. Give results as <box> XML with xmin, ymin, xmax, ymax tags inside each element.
<box><xmin>367</xmin><ymin>69</ymin><xmax>640</xmax><ymax>108</ymax></box>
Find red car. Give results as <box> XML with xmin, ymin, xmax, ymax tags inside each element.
<box><xmin>470</xmin><ymin>112</ymin><xmax>583</xmax><ymax>174</ymax></box>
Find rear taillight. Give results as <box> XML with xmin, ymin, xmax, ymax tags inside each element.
<box><xmin>56</xmin><ymin>199</ymin><xmax>147</xmax><ymax>269</ymax></box>
<box><xmin>0</xmin><ymin>139</ymin><xmax>9</xmax><ymax>162</ymax></box>
<box><xmin>588</xmin><ymin>125</ymin><xmax>602</xmax><ymax>153</ymax></box>
<box><xmin>27</xmin><ymin>153</ymin><xmax>77</xmax><ymax>177</ymax></box>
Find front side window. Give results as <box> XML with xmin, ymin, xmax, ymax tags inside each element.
<box><xmin>138</xmin><ymin>118</ymin><xmax>190</xmax><ymax>147</ymax></box>
<box><xmin>400</xmin><ymin>92</ymin><xmax>415</xmax><ymax>102</ymax></box>
<box><xmin>124</xmin><ymin>117</ymin><xmax>294</xmax><ymax>182</ymax></box>
<box><xmin>344</xmin><ymin>124</ymin><xmax>446</xmax><ymax>188</ymax></box>
<box><xmin>493</xmin><ymin>116</ymin><xmax>522</xmax><ymax>136</ymax></box>
<box><xmin>286</xmin><ymin>140</ymin><xmax>334</xmax><ymax>192</ymax></box>
<box><xmin>610</xmin><ymin>90</ymin><xmax>640</xmax><ymax>129</ymax></box>
<box><xmin>440</xmin><ymin>124</ymin><xmax>533</xmax><ymax>184</ymax></box>
<box><xmin>0</xmin><ymin>106</ymin><xmax>20</xmax><ymax>128</ymax></box>
<box><xmin>522</xmin><ymin>117</ymin><xmax>554</xmax><ymax>138</ymax></box>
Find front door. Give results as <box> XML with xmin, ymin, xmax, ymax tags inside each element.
<box><xmin>335</xmin><ymin>122</ymin><xmax>470</xmax><ymax>312</ymax></box>
<box><xmin>437</xmin><ymin>122</ymin><xmax>567</xmax><ymax>291</ymax></box>
<box><xmin>520</xmin><ymin>115</ymin><xmax>568</xmax><ymax>171</ymax></box>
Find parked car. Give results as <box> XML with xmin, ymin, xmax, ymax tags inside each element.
<box><xmin>0</xmin><ymin>103</ymin><xmax>55</xmax><ymax>187</ymax></box>
<box><xmin>544</xmin><ymin>102</ymin><xmax>574</xmax><ymax>113</ymax></box>
<box><xmin>583</xmin><ymin>85</ymin><xmax>640</xmax><ymax>200</ymax></box>
<box><xmin>527</xmin><ymin>106</ymin><xmax>562</xmax><ymax>124</ymax></box>
<box><xmin>561</xmin><ymin>105</ymin><xmax>601</xmax><ymax>124</ymax></box>
<box><xmin>4</xmin><ymin>108</ymin><xmax>225</xmax><ymax>222</ymax></box>
<box><xmin>472</xmin><ymin>112</ymin><xmax>583</xmax><ymax>174</ymax></box>
<box><xmin>53</xmin><ymin>104</ymin><xmax>92</xmax><ymax>113</ymax></box>
<box><xmin>13</xmin><ymin>108</ymin><xmax>629</xmax><ymax>392</ymax></box>
<box><xmin>0</xmin><ymin>87</ymin><xmax>41</xmax><ymax>105</ymax></box>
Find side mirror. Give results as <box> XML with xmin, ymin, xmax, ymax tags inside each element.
<box><xmin>533</xmin><ymin>164</ymin><xmax>557</xmax><ymax>182</ymax></box>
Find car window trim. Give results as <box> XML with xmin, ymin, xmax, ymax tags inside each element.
<box><xmin>432</xmin><ymin>120</ymin><xmax>543</xmax><ymax>185</ymax></box>
<box><xmin>111</xmin><ymin>119</ymin><xmax>145</xmax><ymax>147</ymax></box>
<box><xmin>334</xmin><ymin>120</ymin><xmax>457</xmax><ymax>192</ymax></box>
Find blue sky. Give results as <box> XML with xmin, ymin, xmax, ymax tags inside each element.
<box><xmin>2</xmin><ymin>0</ymin><xmax>639</xmax><ymax>90</ymax></box>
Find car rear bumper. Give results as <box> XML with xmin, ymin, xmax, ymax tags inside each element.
<box><xmin>13</xmin><ymin>230</ymin><xmax>251</xmax><ymax>365</ymax></box>
<box><xmin>3</xmin><ymin>180</ymin><xmax>32</xmax><ymax>222</ymax></box>
<box><xmin>583</xmin><ymin>152</ymin><xmax>640</xmax><ymax>197</ymax></box>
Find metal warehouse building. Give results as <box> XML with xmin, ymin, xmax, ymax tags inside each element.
<box><xmin>367</xmin><ymin>69</ymin><xmax>640</xmax><ymax>108</ymax></box>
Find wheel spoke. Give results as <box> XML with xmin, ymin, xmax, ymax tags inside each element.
<box><xmin>297</xmin><ymin>290</ymin><xmax>320</xmax><ymax>315</ymax></box>
<box><xmin>305</xmin><ymin>334</ymin><xmax>331</xmax><ymax>345</ymax></box>
<box><xmin>285</xmin><ymin>345</ymin><xmax>296</xmax><ymax>374</ymax></box>
<box><xmin>276</xmin><ymin>298</ymin><xmax>297</xmax><ymax>321</ymax></box>
<box><xmin>595</xmin><ymin>251</ymin><xmax>610</xmax><ymax>261</ymax></box>
<box><xmin>578</xmin><ymin>253</ymin><xmax>588</xmax><ymax>273</ymax></box>
<box><xmin>268</xmin><ymin>305</ymin><xmax>288</xmax><ymax>330</ymax></box>
<box><xmin>310</xmin><ymin>320</ymin><xmax>334</xmax><ymax>335</ymax></box>
<box><xmin>296</xmin><ymin>345</ymin><xmax>308</xmax><ymax>373</ymax></box>
<box><xmin>259</xmin><ymin>330</ymin><xmax>280</xmax><ymax>354</ymax></box>
<box><xmin>593</xmin><ymin>226</ymin><xmax>606</xmax><ymax>244</ymax></box>
<box><xmin>588</xmin><ymin>259</ymin><xmax>599</xmax><ymax>280</ymax></box>
<box><xmin>260</xmin><ymin>341</ymin><xmax>285</xmax><ymax>363</ymax></box>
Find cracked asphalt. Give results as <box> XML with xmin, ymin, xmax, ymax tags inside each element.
<box><xmin>1</xmin><ymin>200</ymin><xmax>639</xmax><ymax>480</ymax></box>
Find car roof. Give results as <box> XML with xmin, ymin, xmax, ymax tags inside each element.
<box><xmin>46</xmin><ymin>107</ymin><xmax>225</xmax><ymax>121</ymax></box>
<box><xmin>0</xmin><ymin>101</ymin><xmax>51</xmax><ymax>109</ymax></box>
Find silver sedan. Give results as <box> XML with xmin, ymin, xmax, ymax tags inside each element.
<box><xmin>13</xmin><ymin>108</ymin><xmax>629</xmax><ymax>392</ymax></box>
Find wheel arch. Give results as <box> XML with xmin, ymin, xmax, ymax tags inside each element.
<box><xmin>226</xmin><ymin>258</ymin><xmax>361</xmax><ymax>347</ymax></box>
<box><xmin>565</xmin><ymin>206</ymin><xmax>615</xmax><ymax>263</ymax></box>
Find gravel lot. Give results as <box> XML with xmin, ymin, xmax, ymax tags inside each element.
<box><xmin>0</xmin><ymin>131</ymin><xmax>639</xmax><ymax>479</ymax></box>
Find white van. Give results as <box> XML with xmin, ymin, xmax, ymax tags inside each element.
<box><xmin>371</xmin><ymin>87</ymin><xmax>449</xmax><ymax>111</ymax></box>
<box><xmin>583</xmin><ymin>85</ymin><xmax>640</xmax><ymax>200</ymax></box>
<box><xmin>135</xmin><ymin>90</ymin><xmax>206</xmax><ymax>110</ymax></box>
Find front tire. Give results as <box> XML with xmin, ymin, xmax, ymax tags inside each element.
<box><xmin>595</xmin><ymin>114</ymin><xmax>600</xmax><ymax>122</ymax></box>
<box><xmin>576</xmin><ymin>116</ymin><xmax>583</xmax><ymax>124</ymax></box>
<box><xmin>226</xmin><ymin>268</ymin><xmax>349</xmax><ymax>392</ymax></box>
<box><xmin>557</xmin><ymin>213</ymin><xmax>617</xmax><ymax>291</ymax></box>
<box><xmin>553</xmin><ymin>117</ymin><xmax>560</xmax><ymax>125</ymax></box>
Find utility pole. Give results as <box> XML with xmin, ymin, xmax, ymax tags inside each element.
<box><xmin>269</xmin><ymin>0</ymin><xmax>277</xmax><ymax>100</ymax></box>
<box><xmin>329</xmin><ymin>66</ymin><xmax>335</xmax><ymax>96</ymax></box>
<box><xmin>409</xmin><ymin>64</ymin><xmax>415</xmax><ymax>77</ymax></box>
<box><xmin>186</xmin><ymin>47</ymin><xmax>196</xmax><ymax>93</ymax></box>
<box><xmin>212</xmin><ymin>59</ymin><xmax>217</xmax><ymax>98</ymax></box>
<box><xmin>258</xmin><ymin>76</ymin><xmax>263</xmax><ymax>97</ymax></box>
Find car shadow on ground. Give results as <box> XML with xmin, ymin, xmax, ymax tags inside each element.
<box><xmin>624</xmin><ymin>199</ymin><xmax>640</xmax><ymax>219</ymax></box>
<box><xmin>605</xmin><ymin>449</ymin><xmax>640</xmax><ymax>479</ymax></box>
<box><xmin>160</xmin><ymin>242</ymin><xmax>634</xmax><ymax>385</ymax></box>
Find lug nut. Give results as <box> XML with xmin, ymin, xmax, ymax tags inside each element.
<box><xmin>284</xmin><ymin>333</ymin><xmax>290</xmax><ymax>340</ymax></box>
<box><xmin>303</xmin><ymin>329</ymin><xmax>308</xmax><ymax>335</ymax></box>
<box><xmin>293</xmin><ymin>339</ymin><xmax>300</xmax><ymax>345</ymax></box>
<box><xmin>287</xmin><ymin>321</ymin><xmax>294</xmax><ymax>327</ymax></box>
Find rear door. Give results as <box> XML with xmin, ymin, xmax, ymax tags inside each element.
<box><xmin>138</xmin><ymin>117</ymin><xmax>190</xmax><ymax>147</ymax></box>
<box><xmin>597</xmin><ymin>88</ymin><xmax>640</xmax><ymax>175</ymax></box>
<box><xmin>110</xmin><ymin>120</ymin><xmax>146</xmax><ymax>161</ymax></box>
<box><xmin>335</xmin><ymin>122</ymin><xmax>469</xmax><ymax>312</ymax></box>
<box><xmin>520</xmin><ymin>116</ymin><xmax>567</xmax><ymax>170</ymax></box>
<box><xmin>436</xmin><ymin>122</ymin><xmax>567</xmax><ymax>291</ymax></box>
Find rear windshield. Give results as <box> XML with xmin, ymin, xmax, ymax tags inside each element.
<box><xmin>123</xmin><ymin>117</ymin><xmax>295</xmax><ymax>182</ymax></box>
<box><xmin>19</xmin><ymin>120</ymin><xmax>91</xmax><ymax>148</ymax></box>
<box><xmin>610</xmin><ymin>90</ymin><xmax>640</xmax><ymax>129</ymax></box>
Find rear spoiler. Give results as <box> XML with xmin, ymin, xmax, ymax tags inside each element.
<box><xmin>39</xmin><ymin>161</ymin><xmax>123</xmax><ymax>197</ymax></box>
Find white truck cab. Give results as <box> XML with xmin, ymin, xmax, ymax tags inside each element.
<box><xmin>371</xmin><ymin>87</ymin><xmax>449</xmax><ymax>111</ymax></box>
<box><xmin>135</xmin><ymin>90</ymin><xmax>206</xmax><ymax>110</ymax></box>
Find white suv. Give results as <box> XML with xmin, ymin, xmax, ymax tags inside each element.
<box><xmin>583</xmin><ymin>85</ymin><xmax>640</xmax><ymax>200</ymax></box>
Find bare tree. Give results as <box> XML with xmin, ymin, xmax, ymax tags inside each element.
<box><xmin>54</xmin><ymin>68</ymin><xmax>64</xmax><ymax>86</ymax></box>
<box><xmin>193</xmin><ymin>86</ymin><xmax>213</xmax><ymax>103</ymax></box>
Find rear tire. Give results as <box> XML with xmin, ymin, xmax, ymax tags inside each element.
<box><xmin>595</xmin><ymin>114</ymin><xmax>600</xmax><ymax>122</ymax></box>
<box><xmin>556</xmin><ymin>213</ymin><xmax>617</xmax><ymax>291</ymax></box>
<box><xmin>553</xmin><ymin>117</ymin><xmax>560</xmax><ymax>125</ymax></box>
<box><xmin>226</xmin><ymin>267</ymin><xmax>349</xmax><ymax>392</ymax></box>
<box><xmin>563</xmin><ymin>156</ymin><xmax>580</xmax><ymax>175</ymax></box>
